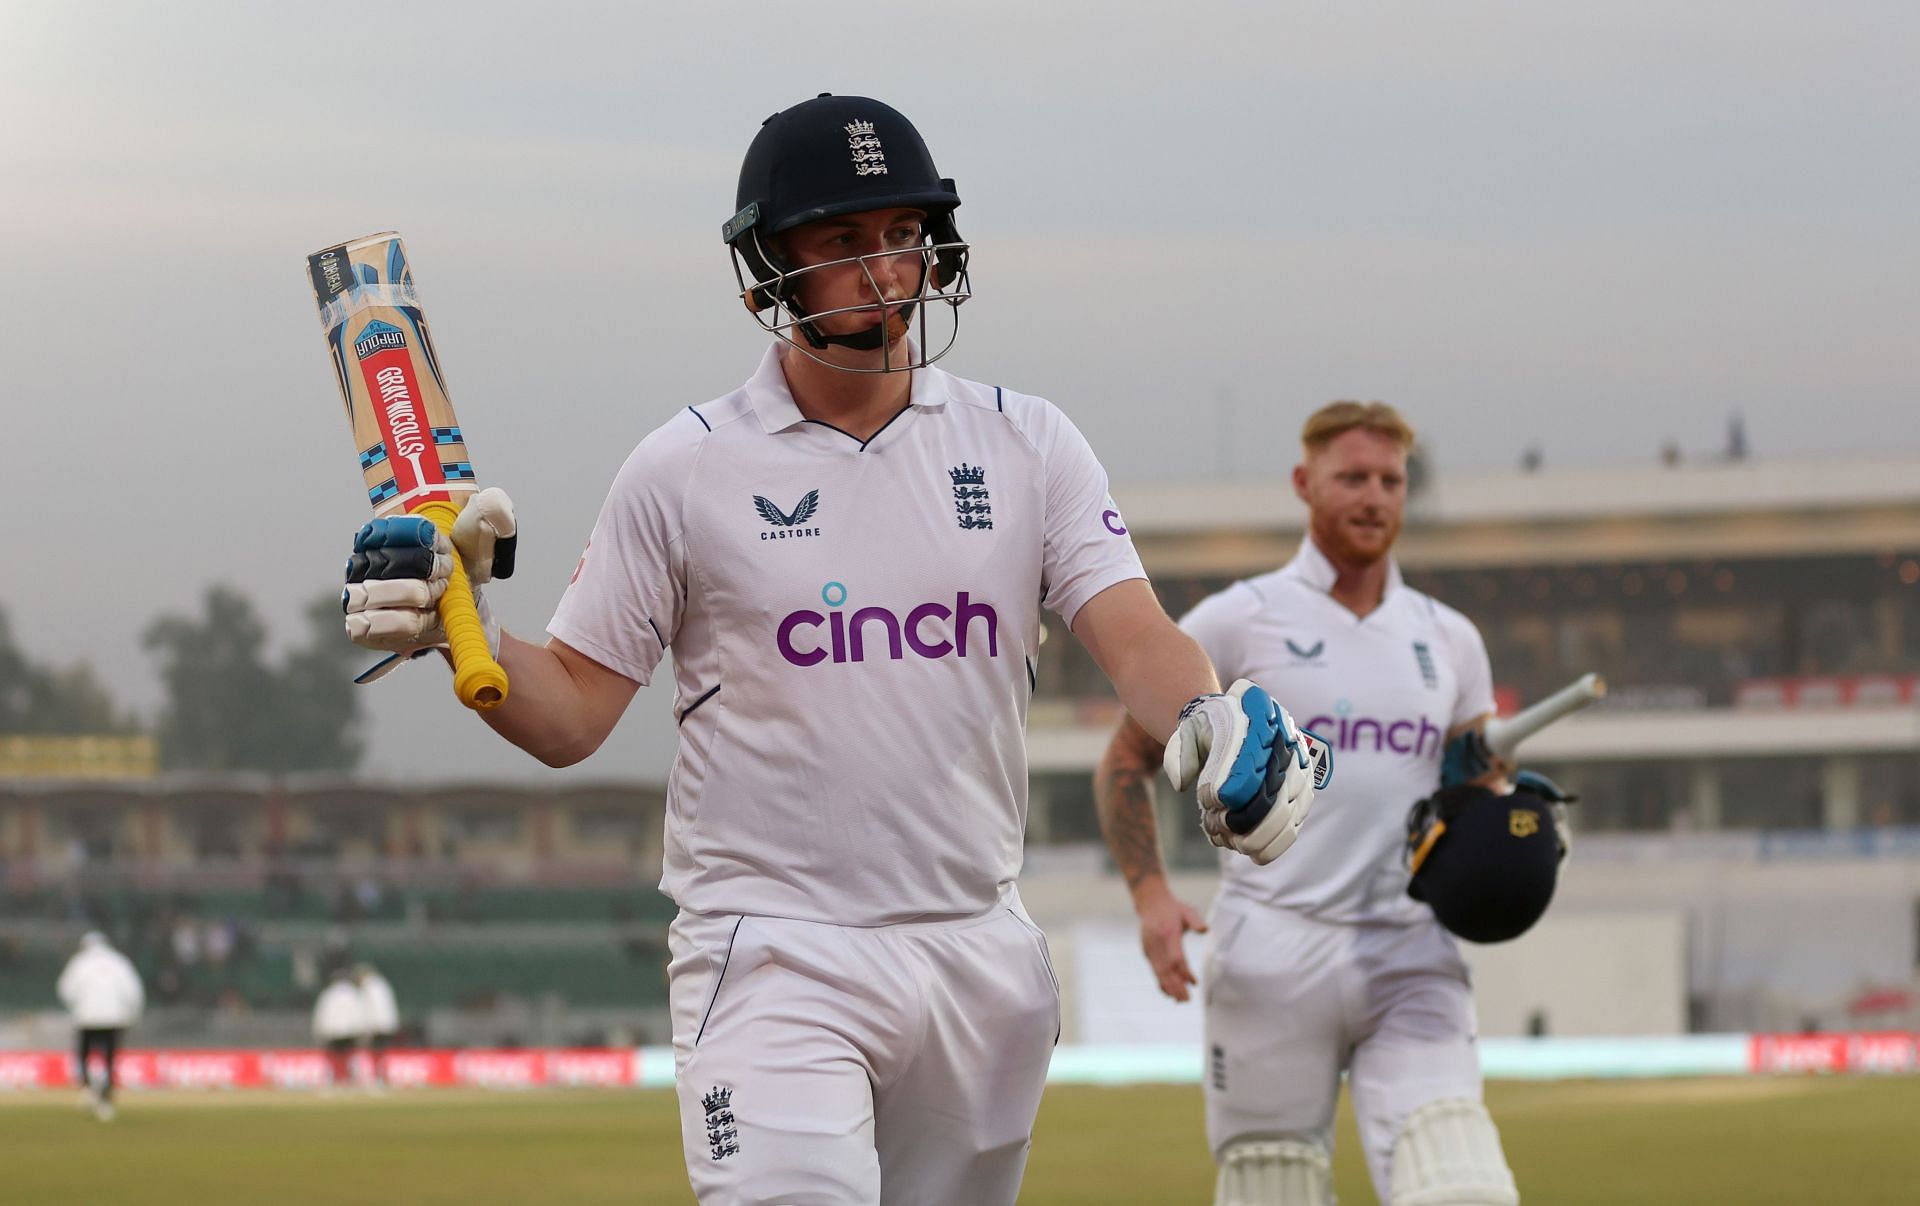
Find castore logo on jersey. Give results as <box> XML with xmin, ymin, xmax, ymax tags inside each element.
<box><xmin>776</xmin><ymin>581</ymin><xmax>1000</xmax><ymax>666</ymax></box>
<box><xmin>754</xmin><ymin>490</ymin><xmax>822</xmax><ymax>540</ymax></box>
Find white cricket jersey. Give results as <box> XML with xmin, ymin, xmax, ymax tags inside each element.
<box><xmin>550</xmin><ymin>345</ymin><xmax>1145</xmax><ymax>926</ymax></box>
<box><xmin>1182</xmin><ymin>538</ymin><xmax>1494</xmax><ymax>925</ymax></box>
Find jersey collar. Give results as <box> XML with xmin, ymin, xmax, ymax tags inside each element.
<box><xmin>746</xmin><ymin>343</ymin><xmax>951</xmax><ymax>435</ymax></box>
<box><xmin>1284</xmin><ymin>535</ymin><xmax>1405</xmax><ymax>599</ymax></box>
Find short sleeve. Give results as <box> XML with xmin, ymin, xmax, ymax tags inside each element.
<box><xmin>546</xmin><ymin>414</ymin><xmax>702</xmax><ymax>685</ymax></box>
<box><xmin>1178</xmin><ymin>586</ymin><xmax>1253</xmax><ymax>686</ymax></box>
<box><xmin>1442</xmin><ymin>608</ymin><xmax>1497</xmax><ymax>729</ymax></box>
<box><xmin>1019</xmin><ymin>397</ymin><xmax>1147</xmax><ymax>626</ymax></box>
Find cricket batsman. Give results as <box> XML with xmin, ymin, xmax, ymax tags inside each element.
<box><xmin>1096</xmin><ymin>401</ymin><xmax>1567</xmax><ymax>1205</ymax></box>
<box><xmin>338</xmin><ymin>93</ymin><xmax>1329</xmax><ymax>1204</ymax></box>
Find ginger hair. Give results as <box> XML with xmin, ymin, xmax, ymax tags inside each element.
<box><xmin>1300</xmin><ymin>400</ymin><xmax>1415</xmax><ymax>454</ymax></box>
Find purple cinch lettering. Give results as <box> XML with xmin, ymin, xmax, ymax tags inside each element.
<box><xmin>828</xmin><ymin>610</ymin><xmax>847</xmax><ymax>663</ymax></box>
<box><xmin>1349</xmin><ymin>718</ymin><xmax>1383</xmax><ymax>752</ymax></box>
<box><xmin>1387</xmin><ymin>720</ymin><xmax>1415</xmax><ymax>753</ymax></box>
<box><xmin>954</xmin><ymin>592</ymin><xmax>998</xmax><ymax>658</ymax></box>
<box><xmin>1417</xmin><ymin>717</ymin><xmax>1442</xmax><ymax>759</ymax></box>
<box><xmin>905</xmin><ymin>602</ymin><xmax>954</xmax><ymax>658</ymax></box>
<box><xmin>849</xmin><ymin>607</ymin><xmax>904</xmax><ymax>662</ymax></box>
<box><xmin>776</xmin><ymin>611</ymin><xmax>827</xmax><ymax>666</ymax></box>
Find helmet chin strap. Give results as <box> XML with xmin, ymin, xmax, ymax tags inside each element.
<box><xmin>810</xmin><ymin>302</ymin><xmax>917</xmax><ymax>351</ymax></box>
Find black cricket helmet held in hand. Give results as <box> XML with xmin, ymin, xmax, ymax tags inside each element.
<box><xmin>1404</xmin><ymin>775</ymin><xmax>1574</xmax><ymax>943</ymax></box>
<box><xmin>723</xmin><ymin>93</ymin><xmax>971</xmax><ymax>373</ymax></box>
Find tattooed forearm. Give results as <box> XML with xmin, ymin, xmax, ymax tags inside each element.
<box><xmin>1095</xmin><ymin>716</ymin><xmax>1169</xmax><ymax>891</ymax></box>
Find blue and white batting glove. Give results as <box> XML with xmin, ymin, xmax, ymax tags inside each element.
<box><xmin>342</xmin><ymin>488</ymin><xmax>516</xmax><ymax>684</ymax></box>
<box><xmin>1164</xmin><ymin>679</ymin><xmax>1332</xmax><ymax>864</ymax></box>
<box><xmin>1440</xmin><ymin>727</ymin><xmax>1495</xmax><ymax>788</ymax></box>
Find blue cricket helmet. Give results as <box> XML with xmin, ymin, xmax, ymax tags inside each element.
<box><xmin>1405</xmin><ymin>775</ymin><xmax>1573</xmax><ymax>943</ymax></box>
<box><xmin>723</xmin><ymin>94</ymin><xmax>971</xmax><ymax>370</ymax></box>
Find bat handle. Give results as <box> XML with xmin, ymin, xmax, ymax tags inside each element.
<box><xmin>414</xmin><ymin>499</ymin><xmax>509</xmax><ymax>710</ymax></box>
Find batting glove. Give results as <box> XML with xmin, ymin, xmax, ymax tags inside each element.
<box><xmin>342</xmin><ymin>487</ymin><xmax>516</xmax><ymax>683</ymax></box>
<box><xmin>1440</xmin><ymin>727</ymin><xmax>1494</xmax><ymax>788</ymax></box>
<box><xmin>1164</xmin><ymin>679</ymin><xmax>1332</xmax><ymax>864</ymax></box>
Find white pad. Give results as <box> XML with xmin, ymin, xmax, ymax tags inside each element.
<box><xmin>1388</xmin><ymin>1099</ymin><xmax>1518</xmax><ymax>1206</ymax></box>
<box><xmin>1215</xmin><ymin>1138</ymin><xmax>1333</xmax><ymax>1206</ymax></box>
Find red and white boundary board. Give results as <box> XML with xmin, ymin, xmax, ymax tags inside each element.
<box><xmin>1748</xmin><ymin>1032</ymin><xmax>1920</xmax><ymax>1075</ymax></box>
<box><xmin>0</xmin><ymin>1048</ymin><xmax>646</xmax><ymax>1091</ymax></box>
<box><xmin>4</xmin><ymin>1036</ymin><xmax>1920</xmax><ymax>1090</ymax></box>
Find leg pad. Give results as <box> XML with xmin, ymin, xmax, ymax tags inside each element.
<box><xmin>1388</xmin><ymin>1098</ymin><xmax>1519</xmax><ymax>1206</ymax></box>
<box><xmin>1216</xmin><ymin>1137</ymin><xmax>1335</xmax><ymax>1206</ymax></box>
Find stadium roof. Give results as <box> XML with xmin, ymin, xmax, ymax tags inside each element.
<box><xmin>1113</xmin><ymin>453</ymin><xmax>1920</xmax><ymax>571</ymax></box>
<box><xmin>1115</xmin><ymin>453</ymin><xmax>1920</xmax><ymax>532</ymax></box>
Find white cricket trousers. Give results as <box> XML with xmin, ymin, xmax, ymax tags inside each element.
<box><xmin>667</xmin><ymin>894</ymin><xmax>1060</xmax><ymax>1205</ymax></box>
<box><xmin>1203</xmin><ymin>894</ymin><xmax>1486</xmax><ymax>1202</ymax></box>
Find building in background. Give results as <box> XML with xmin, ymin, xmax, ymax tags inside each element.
<box><xmin>4</xmin><ymin>454</ymin><xmax>1919</xmax><ymax>1043</ymax></box>
<box><xmin>1026</xmin><ymin>453</ymin><xmax>1920</xmax><ymax>848</ymax></box>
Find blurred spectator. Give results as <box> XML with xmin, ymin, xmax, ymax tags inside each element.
<box><xmin>313</xmin><ymin>967</ymin><xmax>366</xmax><ymax>1091</ymax></box>
<box><xmin>354</xmin><ymin>876</ymin><xmax>384</xmax><ymax>917</ymax></box>
<box><xmin>205</xmin><ymin>918</ymin><xmax>234</xmax><ymax>968</ymax></box>
<box><xmin>170</xmin><ymin>917</ymin><xmax>201</xmax><ymax>967</ymax></box>
<box><xmin>57</xmin><ymin>931</ymin><xmax>144</xmax><ymax>1122</ymax></box>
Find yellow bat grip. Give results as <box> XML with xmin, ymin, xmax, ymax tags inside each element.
<box><xmin>414</xmin><ymin>499</ymin><xmax>509</xmax><ymax>710</ymax></box>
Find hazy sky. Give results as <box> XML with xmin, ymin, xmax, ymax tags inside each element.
<box><xmin>2</xmin><ymin>2</ymin><xmax>1914</xmax><ymax>783</ymax></box>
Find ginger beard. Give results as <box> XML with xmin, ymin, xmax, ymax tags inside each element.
<box><xmin>1295</xmin><ymin>428</ymin><xmax>1408</xmax><ymax>569</ymax></box>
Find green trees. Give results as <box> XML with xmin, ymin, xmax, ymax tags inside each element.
<box><xmin>142</xmin><ymin>587</ymin><xmax>365</xmax><ymax>773</ymax></box>
<box><xmin>2</xmin><ymin>589</ymin><xmax>364</xmax><ymax>773</ymax></box>
<box><xmin>0</xmin><ymin>606</ymin><xmax>131</xmax><ymax>734</ymax></box>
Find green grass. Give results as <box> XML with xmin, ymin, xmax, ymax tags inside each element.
<box><xmin>1</xmin><ymin>1078</ymin><xmax>1917</xmax><ymax>1203</ymax></box>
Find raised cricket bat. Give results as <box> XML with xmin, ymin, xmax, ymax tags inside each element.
<box><xmin>305</xmin><ymin>232</ymin><xmax>507</xmax><ymax>710</ymax></box>
<box><xmin>1484</xmin><ymin>673</ymin><xmax>1605</xmax><ymax>762</ymax></box>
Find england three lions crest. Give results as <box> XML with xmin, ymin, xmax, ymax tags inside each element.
<box><xmin>950</xmin><ymin>463</ymin><xmax>992</xmax><ymax>531</ymax></box>
<box><xmin>846</xmin><ymin>120</ymin><xmax>888</xmax><ymax>176</ymax></box>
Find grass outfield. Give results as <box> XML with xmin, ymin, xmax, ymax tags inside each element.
<box><xmin>2</xmin><ymin>1078</ymin><xmax>1917</xmax><ymax>1203</ymax></box>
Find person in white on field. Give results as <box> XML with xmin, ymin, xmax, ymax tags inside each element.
<box><xmin>1097</xmin><ymin>402</ymin><xmax>1524</xmax><ymax>1205</ymax></box>
<box><xmin>353</xmin><ymin>964</ymin><xmax>399</xmax><ymax>1089</ymax></box>
<box><xmin>312</xmin><ymin>966</ymin><xmax>367</xmax><ymax>1090</ymax></box>
<box><xmin>57</xmin><ymin>930</ymin><xmax>144</xmax><ymax>1121</ymax></box>
<box><xmin>335</xmin><ymin>92</ymin><xmax>1329</xmax><ymax>1205</ymax></box>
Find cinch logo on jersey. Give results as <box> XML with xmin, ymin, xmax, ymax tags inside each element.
<box><xmin>775</xmin><ymin>581</ymin><xmax>999</xmax><ymax>666</ymax></box>
<box><xmin>1301</xmin><ymin>710</ymin><xmax>1444</xmax><ymax>758</ymax></box>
